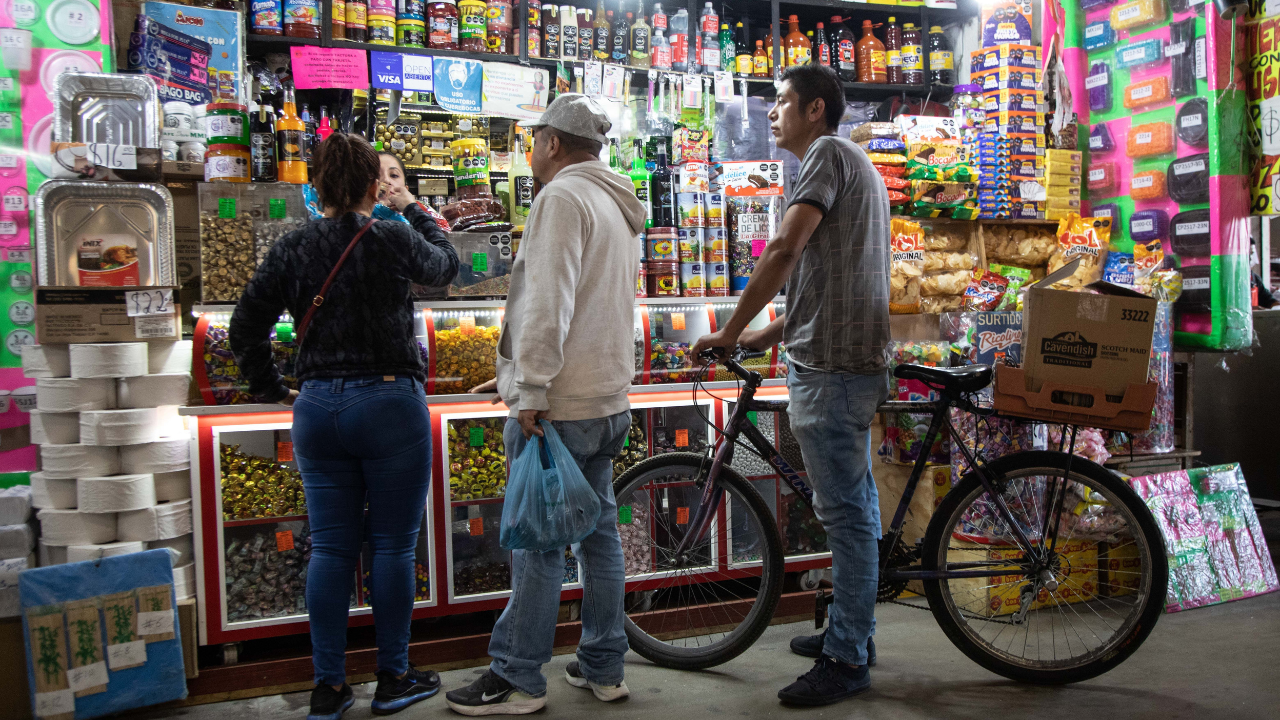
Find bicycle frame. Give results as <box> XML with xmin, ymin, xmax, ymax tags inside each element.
<box><xmin>674</xmin><ymin>356</ymin><xmax>1061</xmax><ymax>582</ymax></box>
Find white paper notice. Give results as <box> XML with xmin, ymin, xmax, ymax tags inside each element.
<box><xmin>583</xmin><ymin>61</ymin><xmax>603</xmax><ymax>96</ymax></box>
<box><xmin>107</xmin><ymin>640</ymin><xmax>147</xmax><ymax>669</ymax></box>
<box><xmin>135</xmin><ymin>315</ymin><xmax>177</xmax><ymax>339</ymax></box>
<box><xmin>35</xmin><ymin>690</ymin><xmax>75</xmax><ymax>717</ymax></box>
<box><xmin>67</xmin><ymin>661</ymin><xmax>109</xmax><ymax>692</ymax></box>
<box><xmin>138</xmin><ymin>610</ymin><xmax>175</xmax><ymax>635</ymax></box>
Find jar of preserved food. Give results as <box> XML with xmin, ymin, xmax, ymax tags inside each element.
<box><xmin>331</xmin><ymin>0</ymin><xmax>346</xmax><ymax>38</ymax></box>
<box><xmin>346</xmin><ymin>0</ymin><xmax>368</xmax><ymax>40</ymax></box>
<box><xmin>525</xmin><ymin>0</ymin><xmax>541</xmax><ymax>56</ymax></box>
<box><xmin>369</xmin><ymin>16</ymin><xmax>397</xmax><ymax>44</ymax></box>
<box><xmin>397</xmin><ymin>14</ymin><xmax>426</xmax><ymax>46</ymax></box>
<box><xmin>485</xmin><ymin>0</ymin><xmax>513</xmax><ymax>54</ymax></box>
<box><xmin>458</xmin><ymin>0</ymin><xmax>487</xmax><ymax>51</ymax></box>
<box><xmin>206</xmin><ymin>103</ymin><xmax>250</xmax><ymax>146</ymax></box>
<box><xmin>451</xmin><ymin>137</ymin><xmax>490</xmax><ymax>198</ymax></box>
<box><xmin>204</xmin><ymin>144</ymin><xmax>251</xmax><ymax>182</ymax></box>
<box><xmin>252</xmin><ymin>0</ymin><xmax>284</xmax><ymax>35</ymax></box>
<box><xmin>284</xmin><ymin>0</ymin><xmax>322</xmax><ymax>38</ymax></box>
<box><xmin>646</xmin><ymin>261</ymin><xmax>679</xmax><ymax>296</ymax></box>
<box><xmin>428</xmin><ymin>0</ymin><xmax>459</xmax><ymax>48</ymax></box>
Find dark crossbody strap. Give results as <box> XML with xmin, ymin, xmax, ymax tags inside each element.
<box><xmin>295</xmin><ymin>219</ymin><xmax>378</xmax><ymax>349</ymax></box>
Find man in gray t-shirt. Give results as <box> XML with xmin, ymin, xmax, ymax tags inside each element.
<box><xmin>694</xmin><ymin>64</ymin><xmax>891</xmax><ymax>708</ymax></box>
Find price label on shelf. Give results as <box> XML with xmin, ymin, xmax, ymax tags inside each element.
<box><xmin>469</xmin><ymin>517</ymin><xmax>485</xmax><ymax>536</ymax></box>
<box><xmin>460</xmin><ymin>315</ymin><xmax>476</xmax><ymax>331</ymax></box>
<box><xmin>89</xmin><ymin>143</ymin><xmax>137</xmax><ymax>170</ymax></box>
<box><xmin>269</xmin><ymin>198</ymin><xmax>287</xmax><ymax>219</ymax></box>
<box><xmin>669</xmin><ymin>312</ymin><xmax>685</xmax><ymax>331</ymax></box>
<box><xmin>0</xmin><ymin>155</ymin><xmax>17</xmax><ymax>168</ymax></box>
<box><xmin>125</xmin><ymin>288</ymin><xmax>173</xmax><ymax>317</ymax></box>
<box><xmin>675</xmin><ymin>507</ymin><xmax>689</xmax><ymax>524</ymax></box>
<box><xmin>276</xmin><ymin>530</ymin><xmax>295</xmax><ymax>551</ymax></box>
<box><xmin>5</xmin><ymin>248</ymin><xmax>30</xmax><ymax>263</ymax></box>
<box><xmin>2</xmin><ymin>194</ymin><xmax>23</xmax><ymax>212</ymax></box>
<box><xmin>675</xmin><ymin>428</ymin><xmax>689</xmax><ymax>447</ymax></box>
<box><xmin>618</xmin><ymin>505</ymin><xmax>632</xmax><ymax>524</ymax></box>
<box><xmin>471</xmin><ymin>251</ymin><xmax>488</xmax><ymax>272</ymax></box>
<box><xmin>218</xmin><ymin>197</ymin><xmax>237</xmax><ymax>218</ymax></box>
<box><xmin>470</xmin><ymin>426</ymin><xmax>485</xmax><ymax>446</ymax></box>
<box><xmin>277</xmin><ymin>441</ymin><xmax>294</xmax><ymax>462</ymax></box>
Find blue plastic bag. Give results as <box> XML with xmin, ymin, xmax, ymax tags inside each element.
<box><xmin>500</xmin><ymin>421</ymin><xmax>602</xmax><ymax>551</ymax></box>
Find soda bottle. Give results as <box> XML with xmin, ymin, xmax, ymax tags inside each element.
<box><xmin>901</xmin><ymin>23</ymin><xmax>924</xmax><ymax>84</ymax></box>
<box><xmin>814</xmin><ymin>22</ymin><xmax>830</xmax><ymax>67</ymax></box>
<box><xmin>928</xmin><ymin>25</ymin><xmax>955</xmax><ymax>85</ymax></box>
<box><xmin>884</xmin><ymin>16</ymin><xmax>903</xmax><ymax>84</ymax></box>
<box><xmin>719</xmin><ymin>22</ymin><xmax>733</xmax><ymax>71</ymax></box>
<box><xmin>629</xmin><ymin>139</ymin><xmax>653</xmax><ymax>227</ymax></box>
<box><xmin>700</xmin><ymin>29</ymin><xmax>719</xmax><ymax>73</ymax></box>
<box><xmin>670</xmin><ymin>7</ymin><xmax>688</xmax><ymax>72</ymax></box>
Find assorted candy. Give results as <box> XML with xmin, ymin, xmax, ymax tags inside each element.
<box><xmin>649</xmin><ymin>339</ymin><xmax>694</xmax><ymax>384</ymax></box>
<box><xmin>613</xmin><ymin>412</ymin><xmax>649</xmax><ymax>480</ymax></box>
<box><xmin>201</xmin><ymin>322</ymin><xmax>298</xmax><ymax>405</ymax></box>
<box><xmin>618</xmin><ymin>498</ymin><xmax>653</xmax><ymax>576</ymax></box>
<box><xmin>225</xmin><ymin>527</ymin><xmax>312</xmax><ymax>622</ymax></box>
<box><xmin>363</xmin><ymin>561</ymin><xmax>431</xmax><ymax>603</ymax></box>
<box><xmin>221</xmin><ymin>443</ymin><xmax>306</xmax><ymax>520</ymax></box>
<box><xmin>433</xmin><ymin>323</ymin><xmax>500</xmax><ymax>395</ymax></box>
<box><xmin>448</xmin><ymin>418</ymin><xmax>508</xmax><ymax>501</ymax></box>
<box><xmin>454</xmin><ymin>561</ymin><xmax>511</xmax><ymax>595</ymax></box>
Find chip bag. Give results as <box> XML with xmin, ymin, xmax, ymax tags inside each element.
<box><xmin>1133</xmin><ymin>238</ymin><xmax>1165</xmax><ymax>278</ymax></box>
<box><xmin>890</xmin><ymin>218</ymin><xmax>925</xmax><ymax>314</ymax></box>
<box><xmin>961</xmin><ymin>268</ymin><xmax>1011</xmax><ymax>310</ymax></box>
<box><xmin>1048</xmin><ymin>214</ymin><xmax>1112</xmax><ymax>289</ymax></box>
<box><xmin>989</xmin><ymin>262</ymin><xmax>1032</xmax><ymax>309</ymax></box>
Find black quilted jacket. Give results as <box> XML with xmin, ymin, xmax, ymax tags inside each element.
<box><xmin>230</xmin><ymin>204</ymin><xmax>459</xmax><ymax>402</ymax></box>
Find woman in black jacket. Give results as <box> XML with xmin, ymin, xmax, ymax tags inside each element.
<box><xmin>230</xmin><ymin>133</ymin><xmax>458</xmax><ymax>720</ymax></box>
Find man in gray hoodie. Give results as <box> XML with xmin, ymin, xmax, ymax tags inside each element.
<box><xmin>446</xmin><ymin>94</ymin><xmax>647</xmax><ymax>717</ymax></box>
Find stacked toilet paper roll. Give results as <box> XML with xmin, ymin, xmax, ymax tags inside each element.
<box><xmin>80</xmin><ymin>408</ymin><xmax>161</xmax><ymax>446</ymax></box>
<box><xmin>117</xmin><ymin>499</ymin><xmax>192</xmax><ymax>542</ymax></box>
<box><xmin>118</xmin><ymin>373</ymin><xmax>192</xmax><ymax>409</ymax></box>
<box><xmin>40</xmin><ymin>444</ymin><xmax>120</xmax><ymax>479</ymax></box>
<box><xmin>78</xmin><ymin>474</ymin><xmax>157</xmax><ymax>513</ymax></box>
<box><xmin>66</xmin><ymin>540</ymin><xmax>147</xmax><ymax>563</ymax></box>
<box><xmin>36</xmin><ymin>378</ymin><xmax>116</xmax><ymax>412</ymax></box>
<box><xmin>147</xmin><ymin>533</ymin><xmax>194</xmax><ymax>567</ymax></box>
<box><xmin>38</xmin><ymin>542</ymin><xmax>67</xmax><ymax>566</ymax></box>
<box><xmin>0</xmin><ymin>485</ymin><xmax>32</xmax><ymax>525</ymax></box>
<box><xmin>148</xmin><ymin>340</ymin><xmax>194</xmax><ymax>375</ymax></box>
<box><xmin>70</xmin><ymin>343</ymin><xmax>149</xmax><ymax>378</ymax></box>
<box><xmin>36</xmin><ymin>508</ymin><xmax>117</xmax><ymax>545</ymax></box>
<box><xmin>121</xmin><ymin>439</ymin><xmax>190</xmax><ymax>473</ymax></box>
<box><xmin>175</xmin><ymin>562</ymin><xmax>195</xmax><ymax>600</ymax></box>
<box><xmin>21</xmin><ymin>344</ymin><xmax>70</xmax><ymax>378</ymax></box>
<box><xmin>29</xmin><ymin>410</ymin><xmax>79</xmax><ymax>445</ymax></box>
<box><xmin>30</xmin><ymin>472</ymin><xmax>77</xmax><ymax>509</ymax></box>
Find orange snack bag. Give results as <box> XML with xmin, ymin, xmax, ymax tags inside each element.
<box><xmin>1130</xmin><ymin>169</ymin><xmax>1168</xmax><ymax>200</ymax></box>
<box><xmin>1126</xmin><ymin>122</ymin><xmax>1175</xmax><ymax>158</ymax></box>
<box><xmin>1124</xmin><ymin>76</ymin><xmax>1171</xmax><ymax>110</ymax></box>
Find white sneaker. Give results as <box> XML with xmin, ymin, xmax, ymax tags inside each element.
<box><xmin>564</xmin><ymin>661</ymin><xmax>630</xmax><ymax>702</ymax></box>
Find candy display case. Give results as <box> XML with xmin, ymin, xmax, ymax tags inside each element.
<box><xmin>711</xmin><ymin>302</ymin><xmax>781</xmax><ymax>381</ymax></box>
<box><xmin>424</xmin><ymin>304</ymin><xmax>502</xmax><ymax>395</ymax></box>
<box><xmin>642</xmin><ymin>302</ymin><xmax>712</xmax><ymax>385</ymax></box>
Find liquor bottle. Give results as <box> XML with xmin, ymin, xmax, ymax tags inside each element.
<box><xmin>509</xmin><ymin>135</ymin><xmax>533</xmax><ymax>229</ymax></box>
<box><xmin>752</xmin><ymin>38</ymin><xmax>767</xmax><ymax>76</ymax></box>
<box><xmin>316</xmin><ymin>106</ymin><xmax>334</xmax><ymax>143</ymax></box>
<box><xmin>593</xmin><ymin>0</ymin><xmax>610</xmax><ymax>59</ymax></box>
<box><xmin>543</xmin><ymin>3</ymin><xmax>560</xmax><ymax>59</ymax></box>
<box><xmin>814</xmin><ymin>22</ymin><xmax>830</xmax><ymax>67</ymax></box>
<box><xmin>578</xmin><ymin>8</ymin><xmax>593</xmax><ymax>61</ymax></box>
<box><xmin>830</xmin><ymin>16</ymin><xmax>856</xmax><ymax>81</ymax></box>
<box><xmin>629</xmin><ymin>139</ymin><xmax>652</xmax><ymax>227</ymax></box>
<box><xmin>250</xmin><ymin>100</ymin><xmax>277</xmax><ymax>182</ymax></box>
<box><xmin>650</xmin><ymin>144</ymin><xmax>674</xmax><ymax>227</ymax></box>
<box><xmin>885</xmin><ymin>16</ymin><xmax>903</xmax><ymax>84</ymax></box>
<box><xmin>300</xmin><ymin>103</ymin><xmax>316</xmax><ymax>161</ymax></box>
<box><xmin>276</xmin><ymin>87</ymin><xmax>308</xmax><ymax>184</ymax></box>
<box><xmin>734</xmin><ymin>22</ymin><xmax>752</xmax><ymax>76</ymax></box>
<box><xmin>719</xmin><ymin>22</ymin><xmax>733</xmax><ymax>71</ymax></box>
<box><xmin>560</xmin><ymin>3</ymin><xmax>578</xmax><ymax>59</ymax></box>
<box><xmin>612</xmin><ymin>10</ymin><xmax>630</xmax><ymax>63</ymax></box>
<box><xmin>630</xmin><ymin>3</ymin><xmax>651</xmax><ymax>67</ymax></box>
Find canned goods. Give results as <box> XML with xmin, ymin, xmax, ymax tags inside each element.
<box><xmin>161</xmin><ymin>140</ymin><xmax>179</xmax><ymax>161</ymax></box>
<box><xmin>677</xmin><ymin>228</ymin><xmax>703</xmax><ymax>262</ymax></box>
<box><xmin>680</xmin><ymin>262</ymin><xmax>706</xmax><ymax>297</ymax></box>
<box><xmin>706</xmin><ymin>262</ymin><xmax>729</xmax><ymax>296</ymax></box>
<box><xmin>704</xmin><ymin>227</ymin><xmax>727</xmax><ymax>262</ymax></box>
<box><xmin>397</xmin><ymin>15</ymin><xmax>426</xmax><ymax>46</ymax></box>
<box><xmin>706</xmin><ymin>192</ymin><xmax>725</xmax><ymax>227</ymax></box>
<box><xmin>206</xmin><ymin>102</ymin><xmax>250</xmax><ymax>146</ymax></box>
<box><xmin>369</xmin><ymin>17</ymin><xmax>397</xmax><ymax>43</ymax></box>
<box><xmin>677</xmin><ymin>192</ymin><xmax>705</xmax><ymax>227</ymax></box>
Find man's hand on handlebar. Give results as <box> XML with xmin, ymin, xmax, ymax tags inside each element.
<box><xmin>691</xmin><ymin>329</ymin><xmax>739</xmax><ymax>362</ymax></box>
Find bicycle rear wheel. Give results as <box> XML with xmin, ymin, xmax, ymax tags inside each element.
<box><xmin>922</xmin><ymin>451</ymin><xmax>1168</xmax><ymax>684</ymax></box>
<box><xmin>613</xmin><ymin>452</ymin><xmax>785</xmax><ymax>670</ymax></box>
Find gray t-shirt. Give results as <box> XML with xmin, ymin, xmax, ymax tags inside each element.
<box><xmin>783</xmin><ymin>135</ymin><xmax>891</xmax><ymax>375</ymax></box>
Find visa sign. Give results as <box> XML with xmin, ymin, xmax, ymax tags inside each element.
<box><xmin>371</xmin><ymin>51</ymin><xmax>434</xmax><ymax>92</ymax></box>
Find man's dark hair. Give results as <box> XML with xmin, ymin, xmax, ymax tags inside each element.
<box><xmin>544</xmin><ymin>126</ymin><xmax>604</xmax><ymax>157</ymax></box>
<box><xmin>779</xmin><ymin>63</ymin><xmax>845</xmax><ymax>130</ymax></box>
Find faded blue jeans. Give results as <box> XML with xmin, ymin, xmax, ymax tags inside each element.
<box><xmin>488</xmin><ymin>411</ymin><xmax>631</xmax><ymax>696</ymax></box>
<box><xmin>786</xmin><ymin>363</ymin><xmax>891</xmax><ymax>667</ymax></box>
<box><xmin>293</xmin><ymin>375</ymin><xmax>432</xmax><ymax>687</ymax></box>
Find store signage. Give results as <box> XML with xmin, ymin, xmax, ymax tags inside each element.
<box><xmin>370</xmin><ymin>50</ymin><xmax>434</xmax><ymax>92</ymax></box>
<box><xmin>481</xmin><ymin>63</ymin><xmax>548</xmax><ymax>121</ymax></box>
<box><xmin>433</xmin><ymin>57</ymin><xmax>483</xmax><ymax>113</ymax></box>
<box><xmin>291</xmin><ymin>46</ymin><xmax>370</xmax><ymax>90</ymax></box>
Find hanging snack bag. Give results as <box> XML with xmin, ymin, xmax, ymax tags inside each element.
<box><xmin>849</xmin><ymin>121</ymin><xmax>901</xmax><ymax>143</ymax></box>
<box><xmin>990</xmin><ymin>262</ymin><xmax>1032</xmax><ymax>309</ymax></box>
<box><xmin>961</xmin><ymin>268</ymin><xmax>1010</xmax><ymax>311</ymax></box>
<box><xmin>906</xmin><ymin>140</ymin><xmax>974</xmax><ymax>181</ymax></box>
<box><xmin>890</xmin><ymin>218</ymin><xmax>925</xmax><ymax>314</ymax></box>
<box><xmin>1048</xmin><ymin>214</ymin><xmax>1111</xmax><ymax>290</ymax></box>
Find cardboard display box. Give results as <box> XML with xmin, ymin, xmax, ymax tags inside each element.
<box><xmin>36</xmin><ymin>287</ymin><xmax>181</xmax><ymax>344</ymax></box>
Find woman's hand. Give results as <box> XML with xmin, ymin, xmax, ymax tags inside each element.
<box><xmin>383</xmin><ymin>184</ymin><xmax>419</xmax><ymax>212</ymax></box>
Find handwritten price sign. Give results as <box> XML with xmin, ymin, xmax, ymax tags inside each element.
<box><xmin>125</xmin><ymin>289</ymin><xmax>174</xmax><ymax>317</ymax></box>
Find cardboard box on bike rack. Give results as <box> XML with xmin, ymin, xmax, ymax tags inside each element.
<box><xmin>993</xmin><ymin>259</ymin><xmax>1159</xmax><ymax>433</ymax></box>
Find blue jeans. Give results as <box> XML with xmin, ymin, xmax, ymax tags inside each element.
<box><xmin>488</xmin><ymin>412</ymin><xmax>631</xmax><ymax>696</ymax></box>
<box><xmin>786</xmin><ymin>363</ymin><xmax>890</xmax><ymax>667</ymax></box>
<box><xmin>292</xmin><ymin>375</ymin><xmax>432</xmax><ymax>687</ymax></box>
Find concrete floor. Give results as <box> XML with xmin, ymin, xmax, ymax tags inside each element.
<box><xmin>137</xmin><ymin>589</ymin><xmax>1280</xmax><ymax>720</ymax></box>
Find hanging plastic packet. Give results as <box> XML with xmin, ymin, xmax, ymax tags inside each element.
<box><xmin>961</xmin><ymin>268</ymin><xmax>1010</xmax><ymax>311</ymax></box>
<box><xmin>1089</xmin><ymin>124</ymin><xmax>1115</xmax><ymax>153</ymax></box>
<box><xmin>849</xmin><ymin>121</ymin><xmax>900</xmax><ymax>143</ymax></box>
<box><xmin>1101</xmin><ymin>252</ymin><xmax>1135</xmax><ymax>288</ymax></box>
<box><xmin>989</xmin><ymin>263</ymin><xmax>1032</xmax><ymax>309</ymax></box>
<box><xmin>859</xmin><ymin>138</ymin><xmax>906</xmax><ymax>153</ymax></box>
<box><xmin>1048</xmin><ymin>214</ymin><xmax>1111</xmax><ymax>290</ymax></box>
<box><xmin>889</xmin><ymin>217</ymin><xmax>925</xmax><ymax>314</ymax></box>
<box><xmin>1133</xmin><ymin>239</ymin><xmax>1165</xmax><ymax>278</ymax></box>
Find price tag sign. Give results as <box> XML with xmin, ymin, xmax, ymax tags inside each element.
<box><xmin>0</xmin><ymin>155</ymin><xmax>17</xmax><ymax>168</ymax></box>
<box><xmin>675</xmin><ymin>428</ymin><xmax>689</xmax><ymax>447</ymax></box>
<box><xmin>618</xmin><ymin>505</ymin><xmax>632</xmax><ymax>524</ymax></box>
<box><xmin>675</xmin><ymin>506</ymin><xmax>689</xmax><ymax>524</ymax></box>
<box><xmin>472</xmin><ymin>251</ymin><xmax>488</xmax><ymax>272</ymax></box>
<box><xmin>469</xmin><ymin>426</ymin><xmax>485</xmax><ymax>446</ymax></box>
<box><xmin>2</xmin><ymin>194</ymin><xmax>24</xmax><ymax>211</ymax></box>
<box><xmin>276</xmin><ymin>530</ymin><xmax>294</xmax><ymax>551</ymax></box>
<box><xmin>218</xmin><ymin>197</ymin><xmax>237</xmax><ymax>218</ymax></box>
<box><xmin>460</xmin><ymin>315</ymin><xmax>476</xmax><ymax>331</ymax></box>
<box><xmin>269</xmin><ymin>198</ymin><xmax>287</xmax><ymax>219</ymax></box>
<box><xmin>89</xmin><ymin>143</ymin><xmax>138</xmax><ymax>170</ymax></box>
<box><xmin>747</xmin><ymin>411</ymin><xmax>758</xmax><ymax>426</ymax></box>
<box><xmin>670</xmin><ymin>312</ymin><xmax>686</xmax><ymax>331</ymax></box>
<box><xmin>125</xmin><ymin>288</ymin><xmax>174</xmax><ymax>317</ymax></box>
<box><xmin>277</xmin><ymin>441</ymin><xmax>294</xmax><ymax>461</ymax></box>
<box><xmin>137</xmin><ymin>609</ymin><xmax>175</xmax><ymax>635</ymax></box>
<box><xmin>0</xmin><ymin>29</ymin><xmax>27</xmax><ymax>49</ymax></box>
<box><xmin>5</xmin><ymin>248</ymin><xmax>31</xmax><ymax>263</ymax></box>
<box><xmin>469</xmin><ymin>517</ymin><xmax>485</xmax><ymax>536</ymax></box>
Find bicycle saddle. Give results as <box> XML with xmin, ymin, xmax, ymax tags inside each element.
<box><xmin>892</xmin><ymin>363</ymin><xmax>993</xmax><ymax>393</ymax></box>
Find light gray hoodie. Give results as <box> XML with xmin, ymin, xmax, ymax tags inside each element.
<box><xmin>496</xmin><ymin>159</ymin><xmax>646</xmax><ymax>420</ymax></box>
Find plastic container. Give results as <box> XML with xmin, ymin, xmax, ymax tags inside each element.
<box><xmin>857</xmin><ymin>20</ymin><xmax>887</xmax><ymax>82</ymax></box>
<box><xmin>204</xmin><ymin>144</ymin><xmax>251</xmax><ymax>182</ymax></box>
<box><xmin>1168</xmin><ymin>153</ymin><xmax>1209</xmax><ymax>205</ymax></box>
<box><xmin>398</xmin><ymin>14</ymin><xmax>427</xmax><ymax>46</ymax></box>
<box><xmin>901</xmin><ymin>22</ymin><xmax>923</xmax><ymax>84</ymax></box>
<box><xmin>458</xmin><ymin>0</ymin><xmax>486</xmax><ymax>50</ymax></box>
<box><xmin>1089</xmin><ymin>124</ymin><xmax>1115</xmax><ymax>152</ymax></box>
<box><xmin>1130</xmin><ymin>170</ymin><xmax>1168</xmax><ymax>201</ymax></box>
<box><xmin>369</xmin><ymin>16</ymin><xmax>396</xmax><ymax>43</ymax></box>
<box><xmin>1175</xmin><ymin>264</ymin><xmax>1211</xmax><ymax>312</ymax></box>
<box><xmin>927</xmin><ymin>25</ymin><xmax>954</xmax><ymax>85</ymax></box>
<box><xmin>448</xmin><ymin>231</ymin><xmax>513</xmax><ymax>296</ymax></box>
<box><xmin>647</xmin><ymin>228</ymin><xmax>677</xmax><ymax>260</ymax></box>
<box><xmin>1091</xmin><ymin>203</ymin><xmax>1120</xmax><ymax>226</ymax></box>
<box><xmin>1177</xmin><ymin>98</ymin><xmax>1209</xmax><ymax>148</ymax></box>
<box><xmin>1127</xmin><ymin>122</ymin><xmax>1174</xmax><ymax>158</ymax></box>
<box><xmin>885</xmin><ymin>16</ymin><xmax>903</xmax><ymax>84</ymax></box>
<box><xmin>670</xmin><ymin>8</ymin><xmax>689</xmax><ymax>73</ymax></box>
<box><xmin>346</xmin><ymin>0</ymin><xmax>367</xmax><ymax>40</ymax></box>
<box><xmin>428</xmin><ymin>0</ymin><xmax>458</xmax><ymax>47</ymax></box>
<box><xmin>1170</xmin><ymin>209</ymin><xmax>1210</xmax><ymax>257</ymax></box>
<box><xmin>1124</xmin><ymin>76</ymin><xmax>1171</xmax><ymax>110</ymax></box>
<box><xmin>485</xmin><ymin>0</ymin><xmax>513</xmax><ymax>54</ymax></box>
<box><xmin>1115</xmin><ymin>38</ymin><xmax>1164</xmax><ymax>69</ymax></box>
<box><xmin>647</xmin><ymin>261</ymin><xmax>679</xmax><ymax>296</ymax></box>
<box><xmin>1084</xmin><ymin>19</ymin><xmax>1114</xmax><ymax>51</ymax></box>
<box><xmin>1087</xmin><ymin>162</ymin><xmax>1116</xmax><ymax>192</ymax></box>
<box><xmin>1087</xmin><ymin>62</ymin><xmax>1111</xmax><ymax>113</ymax></box>
<box><xmin>1129</xmin><ymin>209</ymin><xmax>1168</xmax><ymax>243</ymax></box>
<box><xmin>206</xmin><ymin>102</ymin><xmax>250</xmax><ymax>146</ymax></box>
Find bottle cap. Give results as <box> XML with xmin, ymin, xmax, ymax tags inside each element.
<box><xmin>721</xmin><ymin>23</ymin><xmax>728</xmax><ymax>29</ymax></box>
<box><xmin>817</xmin><ymin>22</ymin><xmax>823</xmax><ymax>28</ymax></box>
<box><xmin>863</xmin><ymin>19</ymin><xmax>873</xmax><ymax>28</ymax></box>
<box><xmin>789</xmin><ymin>14</ymin><xmax>798</xmax><ymax>21</ymax></box>
<box><xmin>930</xmin><ymin>25</ymin><xmax>943</xmax><ymax>32</ymax></box>
<box><xmin>889</xmin><ymin>16</ymin><xmax>896</xmax><ymax>22</ymax></box>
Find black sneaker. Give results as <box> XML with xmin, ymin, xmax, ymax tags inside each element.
<box><xmin>445</xmin><ymin>669</ymin><xmax>546</xmax><ymax>716</ymax></box>
<box><xmin>777</xmin><ymin>655</ymin><xmax>871</xmax><ymax>707</ymax></box>
<box><xmin>564</xmin><ymin>660</ymin><xmax>629</xmax><ymax>701</ymax></box>
<box><xmin>307</xmin><ymin>683</ymin><xmax>354</xmax><ymax>720</ymax></box>
<box><xmin>789</xmin><ymin>631</ymin><xmax>877</xmax><ymax>666</ymax></box>
<box><xmin>371</xmin><ymin>667</ymin><xmax>442</xmax><ymax>715</ymax></box>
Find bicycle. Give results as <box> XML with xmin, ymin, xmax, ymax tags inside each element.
<box><xmin>612</xmin><ymin>347</ymin><xmax>1168</xmax><ymax>684</ymax></box>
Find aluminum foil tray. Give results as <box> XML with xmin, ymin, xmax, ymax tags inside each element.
<box><xmin>34</xmin><ymin>181</ymin><xmax>176</xmax><ymax>287</ymax></box>
<box><xmin>53</xmin><ymin>72</ymin><xmax>160</xmax><ymax>147</ymax></box>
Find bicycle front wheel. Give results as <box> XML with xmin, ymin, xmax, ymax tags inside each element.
<box><xmin>613</xmin><ymin>452</ymin><xmax>785</xmax><ymax>670</ymax></box>
<box><xmin>922</xmin><ymin>451</ymin><xmax>1168</xmax><ymax>684</ymax></box>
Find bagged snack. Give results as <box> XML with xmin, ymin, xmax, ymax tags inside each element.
<box><xmin>868</xmin><ymin>152</ymin><xmax>908</xmax><ymax>165</ymax></box>
<box><xmin>982</xmin><ymin>224</ymin><xmax>1057</xmax><ymax>265</ymax></box>
<box><xmin>990</xmin><ymin>262</ymin><xmax>1033</xmax><ymax>309</ymax></box>
<box><xmin>1133</xmin><ymin>238</ymin><xmax>1165</xmax><ymax>277</ymax></box>
<box><xmin>849</xmin><ymin>121</ymin><xmax>900</xmax><ymax>143</ymax></box>
<box><xmin>922</xmin><ymin>251</ymin><xmax>976</xmax><ymax>272</ymax></box>
<box><xmin>922</xmin><ymin>225</ymin><xmax>970</xmax><ymax>251</ymax></box>
<box><xmin>890</xmin><ymin>218</ymin><xmax>925</xmax><ymax>314</ymax></box>
<box><xmin>887</xmin><ymin>190</ymin><xmax>910</xmax><ymax>206</ymax></box>
<box><xmin>910</xmin><ymin>181</ymin><xmax>975</xmax><ymax>214</ymax></box>
<box><xmin>920</xmin><ymin>295</ymin><xmax>965</xmax><ymax>313</ymax></box>
<box><xmin>921</xmin><ymin>270</ymin><xmax>971</xmax><ymax>296</ymax></box>
<box><xmin>906</xmin><ymin>140</ymin><xmax>976</xmax><ymax>181</ymax></box>
<box><xmin>859</xmin><ymin>138</ymin><xmax>906</xmax><ymax>153</ymax></box>
<box><xmin>882</xmin><ymin>175</ymin><xmax>911</xmax><ymax>191</ymax></box>
<box><xmin>1102</xmin><ymin>251</ymin><xmax>1136</xmax><ymax>288</ymax></box>
<box><xmin>961</xmin><ymin>268</ymin><xmax>1010</xmax><ymax>311</ymax></box>
<box><xmin>877</xmin><ymin>164</ymin><xmax>909</xmax><ymax>178</ymax></box>
<box><xmin>1048</xmin><ymin>214</ymin><xmax>1112</xmax><ymax>289</ymax></box>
